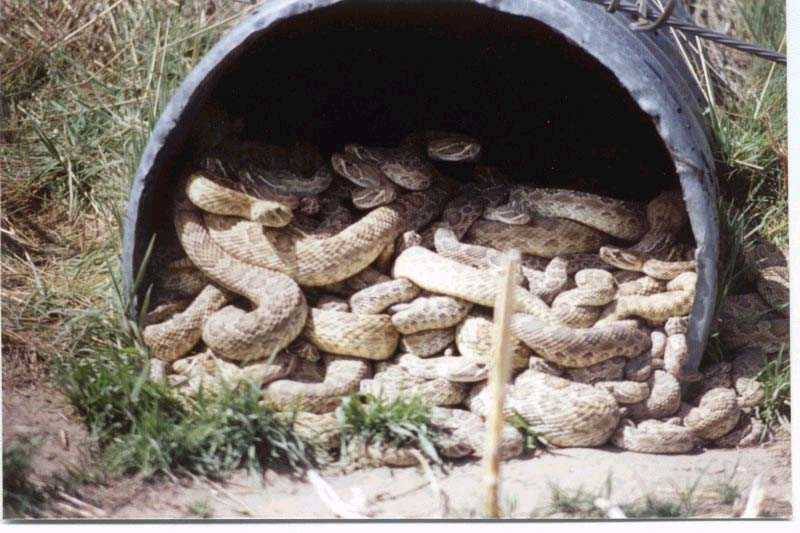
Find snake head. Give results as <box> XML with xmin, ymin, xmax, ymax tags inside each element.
<box><xmin>343</xmin><ymin>143</ymin><xmax>384</xmax><ymax>165</ymax></box>
<box><xmin>351</xmin><ymin>184</ymin><xmax>397</xmax><ymax>210</ymax></box>
<box><xmin>426</xmin><ymin>133</ymin><xmax>482</xmax><ymax>162</ymax></box>
<box><xmin>598</xmin><ymin>246</ymin><xmax>645</xmax><ymax>271</ymax></box>
<box><xmin>379</xmin><ymin>161</ymin><xmax>433</xmax><ymax>191</ymax></box>
<box><xmin>483</xmin><ymin>204</ymin><xmax>530</xmax><ymax>225</ymax></box>
<box><xmin>250</xmin><ymin>201</ymin><xmax>293</xmax><ymax>227</ymax></box>
<box><xmin>445</xmin><ymin>360</ymin><xmax>489</xmax><ymax>383</ymax></box>
<box><xmin>331</xmin><ymin>152</ymin><xmax>385</xmax><ymax>188</ymax></box>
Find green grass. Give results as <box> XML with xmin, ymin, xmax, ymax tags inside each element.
<box><xmin>187</xmin><ymin>500</ymin><xmax>214</xmax><ymax>519</ymax></box>
<box><xmin>754</xmin><ymin>348</ymin><xmax>791</xmax><ymax>434</ymax></box>
<box><xmin>709</xmin><ymin>2</ymin><xmax>786</xmax><ymax>242</ymax></box>
<box><xmin>507</xmin><ymin>411</ymin><xmax>545</xmax><ymax>454</ymax></box>
<box><xmin>2</xmin><ymin>438</ymin><xmax>49</xmax><ymax>518</ymax></box>
<box><xmin>337</xmin><ymin>393</ymin><xmax>441</xmax><ymax>464</ymax></box>
<box><xmin>712</xmin><ymin>461</ymin><xmax>742</xmax><ymax>506</ymax></box>
<box><xmin>714</xmin><ymin>481</ymin><xmax>741</xmax><ymax>507</ymax></box>
<box><xmin>623</xmin><ymin>474</ymin><xmax>704</xmax><ymax>518</ymax></box>
<box><xmin>622</xmin><ymin>495</ymin><xmax>687</xmax><ymax>519</ymax></box>
<box><xmin>544</xmin><ymin>482</ymin><xmax>606</xmax><ymax>518</ymax></box>
<box><xmin>1</xmin><ymin>1</ymin><xmax>259</xmax><ymax>367</ymax></box>
<box><xmin>2</xmin><ymin>1</ymin><xmax>313</xmax><ymax>486</ymax></box>
<box><xmin>54</xmin><ymin>317</ymin><xmax>312</xmax><ymax>480</ymax></box>
<box><xmin>698</xmin><ymin>0</ymin><xmax>788</xmax><ymax>431</ymax></box>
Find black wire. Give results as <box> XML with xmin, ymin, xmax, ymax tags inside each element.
<box><xmin>580</xmin><ymin>0</ymin><xmax>786</xmax><ymax>65</ymax></box>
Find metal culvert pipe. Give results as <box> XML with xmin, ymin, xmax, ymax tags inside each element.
<box><xmin>123</xmin><ymin>0</ymin><xmax>718</xmax><ymax>375</ymax></box>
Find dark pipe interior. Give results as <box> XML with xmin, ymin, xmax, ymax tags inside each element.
<box><xmin>147</xmin><ymin>1</ymin><xmax>682</xmax><ymax>272</ymax></box>
<box><xmin>209</xmin><ymin>2</ymin><xmax>676</xmax><ymax>195</ymax></box>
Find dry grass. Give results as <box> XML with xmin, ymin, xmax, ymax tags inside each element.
<box><xmin>1</xmin><ymin>0</ymin><xmax>260</xmax><ymax>382</ymax></box>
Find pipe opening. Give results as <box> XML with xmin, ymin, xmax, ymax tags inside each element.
<box><xmin>198</xmin><ymin>1</ymin><xmax>680</xmax><ymax>198</ymax></box>
<box><xmin>143</xmin><ymin>0</ymin><xmax>698</xmax><ymax>303</ymax></box>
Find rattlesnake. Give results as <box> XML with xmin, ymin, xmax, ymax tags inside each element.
<box><xmin>486</xmin><ymin>186</ymin><xmax>646</xmax><ymax>241</ymax></box>
<box><xmin>599</xmin><ymin>190</ymin><xmax>695</xmax><ymax>278</ymax></box>
<box><xmin>144</xmin><ymin>130</ymin><xmax>779</xmax><ymax>461</ymax></box>
<box><xmin>172</xmin><ymin>187</ymin><xmax>308</xmax><ymax>362</ymax></box>
<box><xmin>470</xmin><ymin>369</ymin><xmax>621</xmax><ymax>447</ymax></box>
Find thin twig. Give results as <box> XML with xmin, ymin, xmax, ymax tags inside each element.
<box><xmin>55</xmin><ymin>491</ymin><xmax>106</xmax><ymax>517</ymax></box>
<box><xmin>483</xmin><ymin>249</ymin><xmax>521</xmax><ymax>518</ymax></box>
<box><xmin>753</xmin><ymin>34</ymin><xmax>785</xmax><ymax>119</ymax></box>
<box><xmin>741</xmin><ymin>474</ymin><xmax>765</xmax><ymax>518</ymax></box>
<box><xmin>409</xmin><ymin>449</ymin><xmax>449</xmax><ymax>518</ymax></box>
<box><xmin>307</xmin><ymin>470</ymin><xmax>368</xmax><ymax>519</ymax></box>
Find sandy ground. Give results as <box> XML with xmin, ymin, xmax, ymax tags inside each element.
<box><xmin>110</xmin><ymin>441</ymin><xmax>792</xmax><ymax>519</ymax></box>
<box><xmin>3</xmin><ymin>381</ymin><xmax>792</xmax><ymax>520</ymax></box>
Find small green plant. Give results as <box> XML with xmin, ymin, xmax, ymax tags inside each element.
<box><xmin>545</xmin><ymin>482</ymin><xmax>604</xmax><ymax>518</ymax></box>
<box><xmin>187</xmin><ymin>500</ymin><xmax>213</xmax><ymax>519</ymax></box>
<box><xmin>2</xmin><ymin>438</ymin><xmax>48</xmax><ymax>518</ymax></box>
<box><xmin>674</xmin><ymin>476</ymin><xmax>702</xmax><ymax>517</ymax></box>
<box><xmin>507</xmin><ymin>411</ymin><xmax>544</xmax><ymax>454</ymax></box>
<box><xmin>337</xmin><ymin>394</ymin><xmax>440</xmax><ymax>463</ymax></box>
<box><xmin>755</xmin><ymin>348</ymin><xmax>790</xmax><ymax>434</ymax></box>
<box><xmin>624</xmin><ymin>474</ymin><xmax>703</xmax><ymax>518</ymax></box>
<box><xmin>716</xmin><ymin>482</ymin><xmax>741</xmax><ymax>507</ymax></box>
<box><xmin>714</xmin><ymin>460</ymin><xmax>742</xmax><ymax>506</ymax></box>
<box><xmin>503</xmin><ymin>494</ymin><xmax>519</xmax><ymax>517</ymax></box>
<box><xmin>50</xmin><ymin>236</ymin><xmax>311</xmax><ymax>481</ymax></box>
<box><xmin>623</xmin><ymin>495</ymin><xmax>686</xmax><ymax>519</ymax></box>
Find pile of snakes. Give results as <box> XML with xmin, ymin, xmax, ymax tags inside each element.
<box><xmin>142</xmin><ymin>120</ymin><xmax>789</xmax><ymax>463</ymax></box>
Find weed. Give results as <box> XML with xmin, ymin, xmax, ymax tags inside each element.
<box><xmin>755</xmin><ymin>348</ymin><xmax>790</xmax><ymax>433</ymax></box>
<box><xmin>503</xmin><ymin>494</ymin><xmax>519</xmax><ymax>517</ymax></box>
<box><xmin>544</xmin><ymin>481</ymin><xmax>605</xmax><ymax>518</ymax></box>
<box><xmin>50</xmin><ymin>248</ymin><xmax>311</xmax><ymax>480</ymax></box>
<box><xmin>699</xmin><ymin>0</ymin><xmax>787</xmax><ymax>413</ymax></box>
<box><xmin>60</xmin><ymin>347</ymin><xmax>312</xmax><ymax>480</ymax></box>
<box><xmin>337</xmin><ymin>394</ymin><xmax>440</xmax><ymax>463</ymax></box>
<box><xmin>623</xmin><ymin>495</ymin><xmax>686</xmax><ymax>519</ymax></box>
<box><xmin>507</xmin><ymin>411</ymin><xmax>544</xmax><ymax>454</ymax></box>
<box><xmin>187</xmin><ymin>500</ymin><xmax>213</xmax><ymax>519</ymax></box>
<box><xmin>716</xmin><ymin>483</ymin><xmax>741</xmax><ymax>507</ymax></box>
<box><xmin>713</xmin><ymin>460</ymin><xmax>742</xmax><ymax>506</ymax></box>
<box><xmin>623</xmin><ymin>474</ymin><xmax>703</xmax><ymax>518</ymax></box>
<box><xmin>2</xmin><ymin>438</ymin><xmax>48</xmax><ymax>518</ymax></box>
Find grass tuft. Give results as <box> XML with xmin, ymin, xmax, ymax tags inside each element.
<box><xmin>622</xmin><ymin>495</ymin><xmax>687</xmax><ymax>519</ymax></box>
<box><xmin>337</xmin><ymin>393</ymin><xmax>441</xmax><ymax>464</ymax></box>
<box><xmin>2</xmin><ymin>438</ymin><xmax>49</xmax><ymax>518</ymax></box>
<box><xmin>755</xmin><ymin>348</ymin><xmax>790</xmax><ymax>434</ymax></box>
<box><xmin>698</xmin><ymin>0</ymin><xmax>788</xmax><ymax>430</ymax></box>
<box><xmin>57</xmin><ymin>345</ymin><xmax>311</xmax><ymax>480</ymax></box>
<box><xmin>544</xmin><ymin>482</ymin><xmax>605</xmax><ymax>518</ymax></box>
<box><xmin>623</xmin><ymin>475</ymin><xmax>703</xmax><ymax>518</ymax></box>
<box><xmin>187</xmin><ymin>500</ymin><xmax>214</xmax><ymax>519</ymax></box>
<box><xmin>713</xmin><ymin>461</ymin><xmax>742</xmax><ymax>506</ymax></box>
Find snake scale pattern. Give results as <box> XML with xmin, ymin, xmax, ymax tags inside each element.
<box><xmin>143</xmin><ymin>115</ymin><xmax>788</xmax><ymax>465</ymax></box>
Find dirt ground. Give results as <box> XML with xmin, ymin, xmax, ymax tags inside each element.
<box><xmin>108</xmin><ymin>440</ymin><xmax>793</xmax><ymax>519</ymax></box>
<box><xmin>3</xmin><ymin>380</ymin><xmax>792</xmax><ymax>520</ymax></box>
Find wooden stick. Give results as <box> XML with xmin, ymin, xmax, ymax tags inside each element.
<box><xmin>483</xmin><ymin>249</ymin><xmax>521</xmax><ymax>518</ymax></box>
<box><xmin>410</xmin><ymin>449</ymin><xmax>449</xmax><ymax>518</ymax></box>
<box><xmin>741</xmin><ymin>474</ymin><xmax>765</xmax><ymax>518</ymax></box>
<box><xmin>594</xmin><ymin>497</ymin><xmax>627</xmax><ymax>519</ymax></box>
<box><xmin>307</xmin><ymin>470</ymin><xmax>368</xmax><ymax>519</ymax></box>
